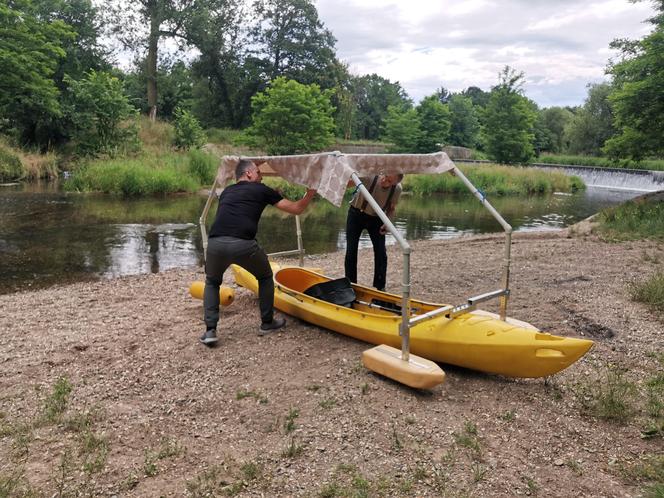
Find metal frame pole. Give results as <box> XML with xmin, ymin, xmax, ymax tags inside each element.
<box><xmin>199</xmin><ymin>177</ymin><xmax>220</xmax><ymax>260</ymax></box>
<box><xmin>295</xmin><ymin>215</ymin><xmax>304</xmax><ymax>267</ymax></box>
<box><xmin>350</xmin><ymin>173</ymin><xmax>412</xmax><ymax>360</ymax></box>
<box><xmin>451</xmin><ymin>166</ymin><xmax>512</xmax><ymax>320</ymax></box>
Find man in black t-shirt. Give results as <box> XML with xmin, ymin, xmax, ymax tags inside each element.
<box><xmin>201</xmin><ymin>159</ymin><xmax>317</xmax><ymax>346</ymax></box>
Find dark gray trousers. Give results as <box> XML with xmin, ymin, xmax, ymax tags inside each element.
<box><xmin>204</xmin><ymin>236</ymin><xmax>274</xmax><ymax>329</ymax></box>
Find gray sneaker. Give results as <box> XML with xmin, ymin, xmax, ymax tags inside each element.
<box><xmin>200</xmin><ymin>329</ymin><xmax>218</xmax><ymax>346</ymax></box>
<box><xmin>258</xmin><ymin>317</ymin><xmax>286</xmax><ymax>336</ymax></box>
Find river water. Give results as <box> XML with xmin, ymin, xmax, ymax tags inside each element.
<box><xmin>0</xmin><ymin>182</ymin><xmax>640</xmax><ymax>294</ymax></box>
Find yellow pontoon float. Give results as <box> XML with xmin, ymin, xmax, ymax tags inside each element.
<box><xmin>191</xmin><ymin>152</ymin><xmax>593</xmax><ymax>389</ymax></box>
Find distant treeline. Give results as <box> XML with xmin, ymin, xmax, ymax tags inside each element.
<box><xmin>1</xmin><ymin>0</ymin><xmax>663</xmax><ymax>170</ymax></box>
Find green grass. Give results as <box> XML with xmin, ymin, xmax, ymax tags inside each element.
<box><xmin>282</xmin><ymin>437</ymin><xmax>303</xmax><ymax>458</ymax></box>
<box><xmin>597</xmin><ymin>198</ymin><xmax>664</xmax><ymax>241</ymax></box>
<box><xmin>537</xmin><ymin>154</ymin><xmax>664</xmax><ymax>171</ymax></box>
<box><xmin>630</xmin><ymin>272</ymin><xmax>664</xmax><ymax>314</ymax></box>
<box><xmin>64</xmin><ymin>151</ymin><xmax>210</xmax><ymax>195</ymax></box>
<box><xmin>576</xmin><ymin>367</ymin><xmax>638</xmax><ymax>423</ymax></box>
<box><xmin>236</xmin><ymin>390</ymin><xmax>268</xmax><ymax>404</ymax></box>
<box><xmin>42</xmin><ymin>376</ymin><xmax>72</xmax><ymax>423</ymax></box>
<box><xmin>284</xmin><ymin>407</ymin><xmax>299</xmax><ymax>434</ymax></box>
<box><xmin>402</xmin><ymin>163</ymin><xmax>584</xmax><ymax>196</ymax></box>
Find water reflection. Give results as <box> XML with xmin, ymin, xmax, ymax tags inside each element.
<box><xmin>0</xmin><ymin>182</ymin><xmax>640</xmax><ymax>294</ymax></box>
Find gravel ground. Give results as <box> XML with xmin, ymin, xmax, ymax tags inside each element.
<box><xmin>0</xmin><ymin>228</ymin><xmax>662</xmax><ymax>497</ymax></box>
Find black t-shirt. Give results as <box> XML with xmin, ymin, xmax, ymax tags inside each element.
<box><xmin>209</xmin><ymin>181</ymin><xmax>283</xmax><ymax>240</ymax></box>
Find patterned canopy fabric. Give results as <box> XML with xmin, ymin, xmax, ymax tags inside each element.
<box><xmin>216</xmin><ymin>151</ymin><xmax>456</xmax><ymax>207</ymax></box>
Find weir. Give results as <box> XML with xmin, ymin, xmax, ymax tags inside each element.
<box><xmin>533</xmin><ymin>164</ymin><xmax>664</xmax><ymax>192</ymax></box>
<box><xmin>458</xmin><ymin>160</ymin><xmax>664</xmax><ymax>193</ymax></box>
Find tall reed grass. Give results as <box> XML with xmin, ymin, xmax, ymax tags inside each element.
<box><xmin>65</xmin><ymin>152</ymin><xmax>204</xmax><ymax>196</ymax></box>
<box><xmin>402</xmin><ymin>164</ymin><xmax>584</xmax><ymax>196</ymax></box>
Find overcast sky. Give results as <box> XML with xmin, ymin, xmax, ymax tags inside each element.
<box><xmin>315</xmin><ymin>0</ymin><xmax>656</xmax><ymax>108</ymax></box>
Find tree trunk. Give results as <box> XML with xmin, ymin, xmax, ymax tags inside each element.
<box><xmin>146</xmin><ymin>0</ymin><xmax>160</xmax><ymax>121</ymax></box>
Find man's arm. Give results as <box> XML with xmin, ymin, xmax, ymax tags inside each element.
<box><xmin>274</xmin><ymin>189</ymin><xmax>317</xmax><ymax>215</ymax></box>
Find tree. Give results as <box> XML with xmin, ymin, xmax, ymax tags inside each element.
<box><xmin>483</xmin><ymin>67</ymin><xmax>536</xmax><ymax>164</ymax></box>
<box><xmin>185</xmin><ymin>0</ymin><xmax>253</xmax><ymax>128</ymax></box>
<box><xmin>383</xmin><ymin>106</ymin><xmax>421</xmax><ymax>152</ymax></box>
<box><xmin>0</xmin><ymin>0</ymin><xmax>74</xmax><ymax>143</ymax></box>
<box><xmin>244</xmin><ymin>77</ymin><xmax>335</xmax><ymax>155</ymax></box>
<box><xmin>416</xmin><ymin>95</ymin><xmax>451</xmax><ymax>152</ymax></box>
<box><xmin>352</xmin><ymin>74</ymin><xmax>411</xmax><ymax>140</ymax></box>
<box><xmin>67</xmin><ymin>70</ymin><xmax>139</xmax><ymax>156</ymax></box>
<box><xmin>604</xmin><ymin>0</ymin><xmax>664</xmax><ymax>159</ymax></box>
<box><xmin>461</xmin><ymin>86</ymin><xmax>490</xmax><ymax>108</ymax></box>
<box><xmin>564</xmin><ymin>83</ymin><xmax>615</xmax><ymax>156</ymax></box>
<box><xmin>251</xmin><ymin>0</ymin><xmax>337</xmax><ymax>86</ymax></box>
<box><xmin>539</xmin><ymin>106</ymin><xmax>573</xmax><ymax>153</ymax></box>
<box><xmin>124</xmin><ymin>59</ymin><xmax>195</xmax><ymax>119</ymax></box>
<box><xmin>448</xmin><ymin>94</ymin><xmax>480</xmax><ymax>148</ymax></box>
<box><xmin>31</xmin><ymin>0</ymin><xmax>111</xmax><ymax>146</ymax></box>
<box><xmin>104</xmin><ymin>0</ymin><xmax>197</xmax><ymax>120</ymax></box>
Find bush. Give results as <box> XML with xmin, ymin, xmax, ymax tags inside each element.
<box><xmin>173</xmin><ymin>107</ymin><xmax>206</xmax><ymax>150</ymax></box>
<box><xmin>0</xmin><ymin>144</ymin><xmax>23</xmax><ymax>182</ymax></box>
<box><xmin>187</xmin><ymin>150</ymin><xmax>217</xmax><ymax>185</ymax></box>
<box><xmin>244</xmin><ymin>77</ymin><xmax>335</xmax><ymax>155</ymax></box>
<box><xmin>67</xmin><ymin>71</ymin><xmax>141</xmax><ymax>157</ymax></box>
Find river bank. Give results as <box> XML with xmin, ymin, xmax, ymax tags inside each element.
<box><xmin>0</xmin><ymin>230</ymin><xmax>662</xmax><ymax>496</ymax></box>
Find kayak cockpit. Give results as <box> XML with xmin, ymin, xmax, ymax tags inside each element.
<box><xmin>274</xmin><ymin>267</ymin><xmax>439</xmax><ymax>318</ymax></box>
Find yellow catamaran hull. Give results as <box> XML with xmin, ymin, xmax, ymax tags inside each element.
<box><xmin>191</xmin><ymin>264</ymin><xmax>593</xmax><ymax>378</ymax></box>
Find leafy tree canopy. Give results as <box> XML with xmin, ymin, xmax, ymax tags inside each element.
<box><xmin>483</xmin><ymin>66</ymin><xmax>536</xmax><ymax>164</ymax></box>
<box><xmin>564</xmin><ymin>83</ymin><xmax>615</xmax><ymax>156</ymax></box>
<box><xmin>244</xmin><ymin>77</ymin><xmax>335</xmax><ymax>155</ymax></box>
<box><xmin>0</xmin><ymin>0</ymin><xmax>74</xmax><ymax>142</ymax></box>
<box><xmin>448</xmin><ymin>94</ymin><xmax>480</xmax><ymax>148</ymax></box>
<box><xmin>605</xmin><ymin>0</ymin><xmax>664</xmax><ymax>159</ymax></box>
<box><xmin>416</xmin><ymin>95</ymin><xmax>451</xmax><ymax>152</ymax></box>
<box><xmin>383</xmin><ymin>106</ymin><xmax>421</xmax><ymax>153</ymax></box>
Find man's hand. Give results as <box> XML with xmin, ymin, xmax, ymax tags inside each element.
<box><xmin>379</xmin><ymin>224</ymin><xmax>388</xmax><ymax>235</ymax></box>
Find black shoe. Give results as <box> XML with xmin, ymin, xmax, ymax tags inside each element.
<box><xmin>200</xmin><ymin>329</ymin><xmax>218</xmax><ymax>346</ymax></box>
<box><xmin>258</xmin><ymin>317</ymin><xmax>286</xmax><ymax>336</ymax></box>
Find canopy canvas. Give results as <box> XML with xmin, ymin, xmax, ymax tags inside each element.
<box><xmin>215</xmin><ymin>151</ymin><xmax>456</xmax><ymax>207</ymax></box>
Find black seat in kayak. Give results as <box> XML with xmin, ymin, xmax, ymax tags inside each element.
<box><xmin>304</xmin><ymin>278</ymin><xmax>356</xmax><ymax>307</ymax></box>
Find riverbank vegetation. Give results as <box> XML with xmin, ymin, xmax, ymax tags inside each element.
<box><xmin>2</xmin><ymin>0</ymin><xmax>663</xmax><ymax>186</ymax></box>
<box><xmin>596</xmin><ymin>197</ymin><xmax>664</xmax><ymax>241</ymax></box>
<box><xmin>262</xmin><ymin>164</ymin><xmax>584</xmax><ymax>199</ymax></box>
<box><xmin>596</xmin><ymin>196</ymin><xmax>664</xmax><ymax>315</ymax></box>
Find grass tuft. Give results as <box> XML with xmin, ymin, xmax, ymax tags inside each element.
<box><xmin>576</xmin><ymin>366</ymin><xmax>637</xmax><ymax>423</ymax></box>
<box><xmin>42</xmin><ymin>376</ymin><xmax>72</xmax><ymax>423</ymax></box>
<box><xmin>631</xmin><ymin>272</ymin><xmax>664</xmax><ymax>314</ymax></box>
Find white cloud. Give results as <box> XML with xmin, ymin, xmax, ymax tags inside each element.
<box><xmin>315</xmin><ymin>0</ymin><xmax>656</xmax><ymax>107</ymax></box>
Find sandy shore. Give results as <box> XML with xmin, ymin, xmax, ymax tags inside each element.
<box><xmin>0</xmin><ymin>229</ymin><xmax>662</xmax><ymax>496</ymax></box>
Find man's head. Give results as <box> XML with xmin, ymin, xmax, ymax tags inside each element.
<box><xmin>235</xmin><ymin>159</ymin><xmax>262</xmax><ymax>182</ymax></box>
<box><xmin>379</xmin><ymin>173</ymin><xmax>403</xmax><ymax>188</ymax></box>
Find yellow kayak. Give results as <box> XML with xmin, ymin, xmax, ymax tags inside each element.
<box><xmin>192</xmin><ymin>264</ymin><xmax>593</xmax><ymax>378</ymax></box>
